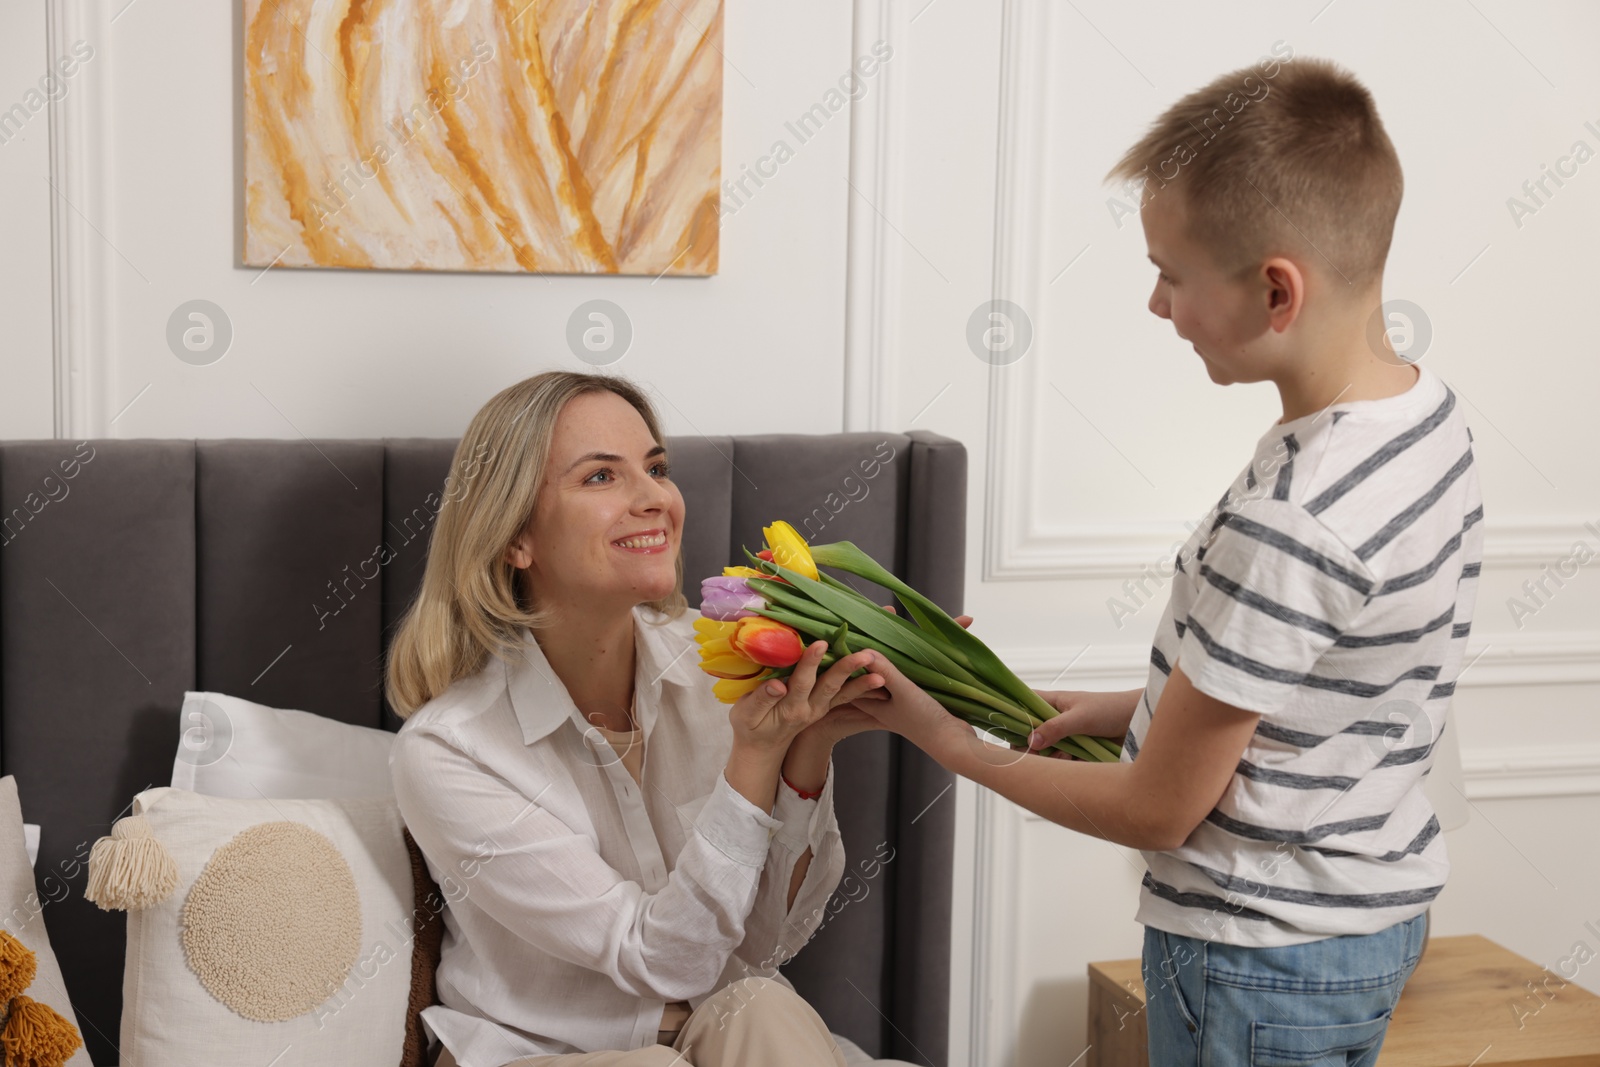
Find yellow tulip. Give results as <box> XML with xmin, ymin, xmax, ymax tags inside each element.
<box><xmin>762</xmin><ymin>520</ymin><xmax>819</xmax><ymax>581</ymax></box>
<box><xmin>693</xmin><ymin>616</ymin><xmax>739</xmax><ymax>638</ymax></box>
<box><xmin>721</xmin><ymin>565</ymin><xmax>768</xmax><ymax>579</ymax></box>
<box><xmin>694</xmin><ymin>615</ymin><xmax>764</xmax><ymax>680</ymax></box>
<box><xmin>700</xmin><ymin>651</ymin><xmax>763</xmax><ymax>680</ymax></box>
<box><xmin>713</xmin><ymin>673</ymin><xmax>773</xmax><ymax>703</ymax></box>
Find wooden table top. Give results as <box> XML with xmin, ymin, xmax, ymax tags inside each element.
<box><xmin>1088</xmin><ymin>934</ymin><xmax>1600</xmax><ymax>1066</ymax></box>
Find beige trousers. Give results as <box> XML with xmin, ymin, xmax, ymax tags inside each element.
<box><xmin>433</xmin><ymin>977</ymin><xmax>850</xmax><ymax>1067</ymax></box>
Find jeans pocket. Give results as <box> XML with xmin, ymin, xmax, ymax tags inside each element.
<box><xmin>1153</xmin><ymin>930</ymin><xmax>1204</xmax><ymax>1036</ymax></box>
<box><xmin>1250</xmin><ymin>1011</ymin><xmax>1393</xmax><ymax>1066</ymax></box>
<box><xmin>1403</xmin><ymin>912</ymin><xmax>1428</xmax><ymax>973</ymax></box>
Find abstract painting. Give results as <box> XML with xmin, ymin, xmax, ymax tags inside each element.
<box><xmin>243</xmin><ymin>0</ymin><xmax>722</xmax><ymax>275</ymax></box>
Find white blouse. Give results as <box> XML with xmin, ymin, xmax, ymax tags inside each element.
<box><xmin>390</xmin><ymin>602</ymin><xmax>846</xmax><ymax>1066</ymax></box>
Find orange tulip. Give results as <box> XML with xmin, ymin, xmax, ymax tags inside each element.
<box><xmin>728</xmin><ymin>616</ymin><xmax>804</xmax><ymax>668</ymax></box>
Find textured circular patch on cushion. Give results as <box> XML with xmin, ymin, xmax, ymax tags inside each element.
<box><xmin>180</xmin><ymin>821</ymin><xmax>362</xmax><ymax>1021</ymax></box>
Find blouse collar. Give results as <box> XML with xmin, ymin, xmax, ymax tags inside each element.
<box><xmin>506</xmin><ymin>603</ymin><xmax>702</xmax><ymax>747</ymax></box>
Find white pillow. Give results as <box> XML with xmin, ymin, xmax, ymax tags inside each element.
<box><xmin>170</xmin><ymin>691</ymin><xmax>395</xmax><ymax>799</ymax></box>
<box><xmin>0</xmin><ymin>776</ymin><xmax>93</xmax><ymax>1067</ymax></box>
<box><xmin>113</xmin><ymin>786</ymin><xmax>415</xmax><ymax>1067</ymax></box>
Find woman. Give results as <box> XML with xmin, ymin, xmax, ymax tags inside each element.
<box><xmin>385</xmin><ymin>371</ymin><xmax>898</xmax><ymax>1067</ymax></box>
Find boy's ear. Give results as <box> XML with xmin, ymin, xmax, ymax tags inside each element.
<box><xmin>1261</xmin><ymin>257</ymin><xmax>1305</xmax><ymax>331</ymax></box>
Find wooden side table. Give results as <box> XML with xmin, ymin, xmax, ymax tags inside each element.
<box><xmin>1087</xmin><ymin>934</ymin><xmax>1600</xmax><ymax>1066</ymax></box>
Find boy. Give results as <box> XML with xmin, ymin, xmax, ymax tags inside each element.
<box><xmin>853</xmin><ymin>54</ymin><xmax>1484</xmax><ymax>1064</ymax></box>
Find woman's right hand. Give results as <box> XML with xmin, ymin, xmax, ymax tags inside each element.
<box><xmin>727</xmin><ymin>642</ymin><xmax>882</xmax><ymax>757</ymax></box>
<box><xmin>721</xmin><ymin>643</ymin><xmax>881</xmax><ymax>813</ymax></box>
<box><xmin>1026</xmin><ymin>688</ymin><xmax>1142</xmax><ymax>757</ymax></box>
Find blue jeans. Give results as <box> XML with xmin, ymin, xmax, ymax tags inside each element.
<box><xmin>1142</xmin><ymin>913</ymin><xmax>1427</xmax><ymax>1066</ymax></box>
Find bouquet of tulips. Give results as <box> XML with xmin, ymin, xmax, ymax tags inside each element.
<box><xmin>693</xmin><ymin>521</ymin><xmax>1122</xmax><ymax>762</ymax></box>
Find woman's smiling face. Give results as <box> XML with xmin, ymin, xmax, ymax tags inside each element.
<box><xmin>510</xmin><ymin>390</ymin><xmax>684</xmax><ymax>613</ymax></box>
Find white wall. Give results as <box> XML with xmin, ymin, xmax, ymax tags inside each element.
<box><xmin>35</xmin><ymin>0</ymin><xmax>863</xmax><ymax>440</ymax></box>
<box><xmin>0</xmin><ymin>0</ymin><xmax>56</xmax><ymax>439</ymax></box>
<box><xmin>9</xmin><ymin>1</ymin><xmax>1600</xmax><ymax>1064</ymax></box>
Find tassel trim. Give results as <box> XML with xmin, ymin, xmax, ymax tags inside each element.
<box><xmin>0</xmin><ymin>931</ymin><xmax>36</xmax><ymax>1006</ymax></box>
<box><xmin>83</xmin><ymin>814</ymin><xmax>178</xmax><ymax>911</ymax></box>
<box><xmin>2</xmin><ymin>994</ymin><xmax>84</xmax><ymax>1067</ymax></box>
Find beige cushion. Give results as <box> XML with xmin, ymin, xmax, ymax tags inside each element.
<box><xmin>0</xmin><ymin>775</ymin><xmax>93</xmax><ymax>1067</ymax></box>
<box><xmin>170</xmin><ymin>690</ymin><xmax>395</xmax><ymax>799</ymax></box>
<box><xmin>118</xmin><ymin>786</ymin><xmax>415</xmax><ymax>1067</ymax></box>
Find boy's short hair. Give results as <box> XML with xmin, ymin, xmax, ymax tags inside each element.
<box><xmin>1106</xmin><ymin>53</ymin><xmax>1402</xmax><ymax>294</ymax></box>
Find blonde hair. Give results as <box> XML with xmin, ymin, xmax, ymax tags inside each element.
<box><xmin>384</xmin><ymin>371</ymin><xmax>687</xmax><ymax>719</ymax></box>
<box><xmin>1106</xmin><ymin>53</ymin><xmax>1403</xmax><ymax>293</ymax></box>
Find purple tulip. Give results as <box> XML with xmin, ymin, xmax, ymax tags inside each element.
<box><xmin>700</xmin><ymin>576</ymin><xmax>764</xmax><ymax>621</ymax></box>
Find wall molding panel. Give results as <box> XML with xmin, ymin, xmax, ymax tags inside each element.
<box><xmin>967</xmin><ymin>787</ymin><xmax>1024</xmax><ymax>1067</ymax></box>
<box><xmin>1462</xmin><ymin>745</ymin><xmax>1600</xmax><ymax>800</ymax></box>
<box><xmin>46</xmin><ymin>0</ymin><xmax>109</xmax><ymax>440</ymax></box>
<box><xmin>843</xmin><ymin>0</ymin><xmax>906</xmax><ymax>434</ymax></box>
<box><xmin>979</xmin><ymin>0</ymin><xmax>1052</xmax><ymax>587</ymax></box>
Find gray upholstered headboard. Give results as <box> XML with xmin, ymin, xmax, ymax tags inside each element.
<box><xmin>0</xmin><ymin>430</ymin><xmax>965</xmax><ymax>1066</ymax></box>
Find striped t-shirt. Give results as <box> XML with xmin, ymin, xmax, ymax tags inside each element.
<box><xmin>1126</xmin><ymin>361</ymin><xmax>1484</xmax><ymax>947</ymax></box>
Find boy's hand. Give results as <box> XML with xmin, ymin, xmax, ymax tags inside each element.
<box><xmin>1027</xmin><ymin>689</ymin><xmax>1141</xmax><ymax>756</ymax></box>
<box><xmin>841</xmin><ymin>605</ymin><xmax>973</xmax><ymax>712</ymax></box>
<box><xmin>851</xmin><ymin>651</ymin><xmax>970</xmax><ymax>756</ymax></box>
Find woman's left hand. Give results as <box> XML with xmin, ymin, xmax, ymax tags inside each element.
<box><xmin>796</xmin><ymin>704</ymin><xmax>886</xmax><ymax>748</ymax></box>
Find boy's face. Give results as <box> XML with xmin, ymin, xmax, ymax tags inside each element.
<box><xmin>1140</xmin><ymin>191</ymin><xmax>1271</xmax><ymax>386</ymax></box>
